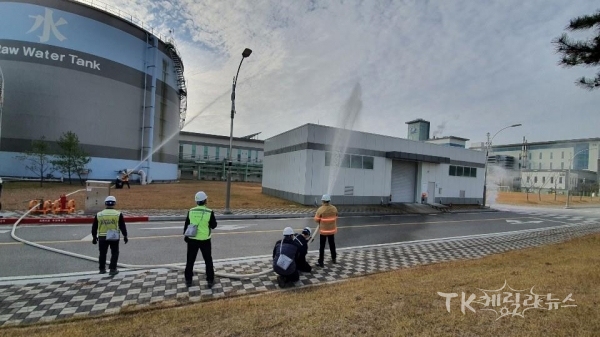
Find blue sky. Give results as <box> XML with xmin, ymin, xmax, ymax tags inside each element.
<box><xmin>102</xmin><ymin>0</ymin><xmax>600</xmax><ymax>146</ymax></box>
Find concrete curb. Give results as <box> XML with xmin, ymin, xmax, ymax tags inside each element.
<box><xmin>0</xmin><ymin>208</ymin><xmax>497</xmax><ymax>225</ymax></box>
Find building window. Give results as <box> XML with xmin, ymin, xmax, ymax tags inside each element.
<box><xmin>191</xmin><ymin>145</ymin><xmax>196</xmax><ymax>158</ymax></box>
<box><xmin>539</xmin><ymin>153</ymin><xmax>542</xmax><ymax>159</ymax></box>
<box><xmin>363</xmin><ymin>156</ymin><xmax>374</xmax><ymax>169</ymax></box>
<box><xmin>204</xmin><ymin>146</ymin><xmax>208</xmax><ymax>160</ymax></box>
<box><xmin>542</xmin><ymin>176</ymin><xmax>546</xmax><ymax>184</ymax></box>
<box><xmin>561</xmin><ymin>151</ymin><xmax>564</xmax><ymax>159</ymax></box>
<box><xmin>237</xmin><ymin>149</ymin><xmax>241</xmax><ymax>162</ymax></box>
<box><xmin>215</xmin><ymin>148</ymin><xmax>220</xmax><ymax>161</ymax></box>
<box><xmin>449</xmin><ymin>165</ymin><xmax>476</xmax><ymax>178</ymax></box>
<box><xmin>325</xmin><ymin>152</ymin><xmax>373</xmax><ymax>170</ymax></box>
<box><xmin>534</xmin><ymin>176</ymin><xmax>538</xmax><ymax>183</ymax></box>
<box><xmin>526</xmin><ymin>176</ymin><xmax>530</xmax><ymax>183</ymax></box>
<box><xmin>550</xmin><ymin>152</ymin><xmax>553</xmax><ymax>159</ymax></box>
<box><xmin>248</xmin><ymin>150</ymin><xmax>252</xmax><ymax>162</ymax></box>
<box><xmin>551</xmin><ymin>177</ymin><xmax>554</xmax><ymax>184</ymax></box>
<box><xmin>559</xmin><ymin>177</ymin><xmax>562</xmax><ymax>184</ymax></box>
<box><xmin>350</xmin><ymin>155</ymin><xmax>363</xmax><ymax>169</ymax></box>
<box><xmin>550</xmin><ymin>163</ymin><xmax>552</xmax><ymax>170</ymax></box>
<box><xmin>179</xmin><ymin>145</ymin><xmax>183</xmax><ymax>158</ymax></box>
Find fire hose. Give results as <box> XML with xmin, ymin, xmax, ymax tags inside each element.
<box><xmin>10</xmin><ymin>189</ymin><xmax>320</xmax><ymax>280</ymax></box>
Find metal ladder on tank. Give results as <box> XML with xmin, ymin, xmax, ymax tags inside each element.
<box><xmin>140</xmin><ymin>34</ymin><xmax>159</xmax><ymax>182</ymax></box>
<box><xmin>164</xmin><ymin>40</ymin><xmax>188</xmax><ymax>129</ymax></box>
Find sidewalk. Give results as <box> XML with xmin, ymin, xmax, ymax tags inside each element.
<box><xmin>0</xmin><ymin>204</ymin><xmax>492</xmax><ymax>225</ymax></box>
<box><xmin>1</xmin><ymin>221</ymin><xmax>598</xmax><ymax>327</ymax></box>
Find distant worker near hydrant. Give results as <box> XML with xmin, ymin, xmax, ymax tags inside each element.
<box><xmin>314</xmin><ymin>194</ymin><xmax>338</xmax><ymax>267</ymax></box>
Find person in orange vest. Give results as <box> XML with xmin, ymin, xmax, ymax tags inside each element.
<box><xmin>121</xmin><ymin>169</ymin><xmax>130</xmax><ymax>189</ymax></box>
<box><xmin>314</xmin><ymin>194</ymin><xmax>338</xmax><ymax>267</ymax></box>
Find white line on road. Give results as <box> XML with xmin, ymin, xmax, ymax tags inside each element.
<box><xmin>0</xmin><ymin>230</ymin><xmax>10</xmax><ymax>234</ymax></box>
<box><xmin>81</xmin><ymin>234</ymin><xmax>93</xmax><ymax>241</ymax></box>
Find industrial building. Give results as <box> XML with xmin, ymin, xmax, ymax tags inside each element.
<box><xmin>470</xmin><ymin>138</ymin><xmax>600</xmax><ymax>193</ymax></box>
<box><xmin>0</xmin><ymin>0</ymin><xmax>187</xmax><ymax>182</ymax></box>
<box><xmin>262</xmin><ymin>120</ymin><xmax>486</xmax><ymax>205</ymax></box>
<box><xmin>178</xmin><ymin>131</ymin><xmax>264</xmax><ymax>182</ymax></box>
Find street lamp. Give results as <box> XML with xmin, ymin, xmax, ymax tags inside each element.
<box><xmin>565</xmin><ymin>148</ymin><xmax>589</xmax><ymax>209</ymax></box>
<box><xmin>224</xmin><ymin>48</ymin><xmax>252</xmax><ymax>214</ymax></box>
<box><xmin>482</xmin><ymin>123</ymin><xmax>522</xmax><ymax>207</ymax></box>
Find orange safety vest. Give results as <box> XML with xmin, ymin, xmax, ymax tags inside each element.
<box><xmin>314</xmin><ymin>204</ymin><xmax>338</xmax><ymax>235</ymax></box>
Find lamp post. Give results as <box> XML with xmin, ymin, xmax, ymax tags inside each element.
<box><xmin>565</xmin><ymin>148</ymin><xmax>589</xmax><ymax>209</ymax></box>
<box><xmin>224</xmin><ymin>48</ymin><xmax>252</xmax><ymax>215</ymax></box>
<box><xmin>482</xmin><ymin>123</ymin><xmax>522</xmax><ymax>207</ymax></box>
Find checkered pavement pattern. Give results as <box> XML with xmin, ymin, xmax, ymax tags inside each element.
<box><xmin>1</xmin><ymin>218</ymin><xmax>599</xmax><ymax>327</ymax></box>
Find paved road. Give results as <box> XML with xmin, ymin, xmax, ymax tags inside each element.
<box><xmin>2</xmin><ymin>207</ymin><xmax>596</xmax><ymax>278</ymax></box>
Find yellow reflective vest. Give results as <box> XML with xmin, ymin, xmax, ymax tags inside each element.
<box><xmin>188</xmin><ymin>206</ymin><xmax>213</xmax><ymax>240</ymax></box>
<box><xmin>97</xmin><ymin>209</ymin><xmax>121</xmax><ymax>236</ymax></box>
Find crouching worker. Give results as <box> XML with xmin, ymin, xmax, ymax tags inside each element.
<box><xmin>293</xmin><ymin>227</ymin><xmax>312</xmax><ymax>273</ymax></box>
<box><xmin>272</xmin><ymin>227</ymin><xmax>299</xmax><ymax>288</ymax></box>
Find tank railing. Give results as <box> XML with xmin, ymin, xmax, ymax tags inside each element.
<box><xmin>68</xmin><ymin>0</ymin><xmax>176</xmax><ymax>47</ymax></box>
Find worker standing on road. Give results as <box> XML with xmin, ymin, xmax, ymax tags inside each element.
<box><xmin>314</xmin><ymin>194</ymin><xmax>338</xmax><ymax>267</ymax></box>
<box><xmin>91</xmin><ymin>196</ymin><xmax>128</xmax><ymax>276</ymax></box>
<box><xmin>183</xmin><ymin>191</ymin><xmax>217</xmax><ymax>289</ymax></box>
<box><xmin>273</xmin><ymin>227</ymin><xmax>300</xmax><ymax>288</ymax></box>
<box><xmin>293</xmin><ymin>227</ymin><xmax>312</xmax><ymax>273</ymax></box>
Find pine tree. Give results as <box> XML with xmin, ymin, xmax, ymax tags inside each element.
<box><xmin>553</xmin><ymin>10</ymin><xmax>600</xmax><ymax>89</ymax></box>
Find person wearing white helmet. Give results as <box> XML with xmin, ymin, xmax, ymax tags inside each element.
<box><xmin>314</xmin><ymin>193</ymin><xmax>338</xmax><ymax>267</ymax></box>
<box><xmin>272</xmin><ymin>227</ymin><xmax>300</xmax><ymax>288</ymax></box>
<box><xmin>183</xmin><ymin>191</ymin><xmax>218</xmax><ymax>288</ymax></box>
<box><xmin>91</xmin><ymin>195</ymin><xmax>128</xmax><ymax>276</ymax></box>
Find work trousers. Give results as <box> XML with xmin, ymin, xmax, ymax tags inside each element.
<box><xmin>185</xmin><ymin>239</ymin><xmax>214</xmax><ymax>282</ymax></box>
<box><xmin>279</xmin><ymin>269</ymin><xmax>300</xmax><ymax>284</ymax></box>
<box><xmin>318</xmin><ymin>234</ymin><xmax>336</xmax><ymax>263</ymax></box>
<box><xmin>98</xmin><ymin>240</ymin><xmax>119</xmax><ymax>271</ymax></box>
<box><xmin>296</xmin><ymin>254</ymin><xmax>312</xmax><ymax>273</ymax></box>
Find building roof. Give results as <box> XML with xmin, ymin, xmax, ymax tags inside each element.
<box><xmin>179</xmin><ymin>131</ymin><xmax>264</xmax><ymax>144</ymax></box>
<box><xmin>405</xmin><ymin>118</ymin><xmax>430</xmax><ymax>125</ymax></box>
<box><xmin>428</xmin><ymin>136</ymin><xmax>470</xmax><ymax>141</ymax></box>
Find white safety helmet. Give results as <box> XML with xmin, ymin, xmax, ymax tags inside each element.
<box><xmin>195</xmin><ymin>191</ymin><xmax>208</xmax><ymax>203</ymax></box>
<box><xmin>283</xmin><ymin>227</ymin><xmax>294</xmax><ymax>236</ymax></box>
<box><xmin>321</xmin><ymin>194</ymin><xmax>331</xmax><ymax>202</ymax></box>
<box><xmin>105</xmin><ymin>196</ymin><xmax>116</xmax><ymax>206</ymax></box>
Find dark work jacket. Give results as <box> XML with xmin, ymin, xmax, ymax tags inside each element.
<box><xmin>272</xmin><ymin>237</ymin><xmax>298</xmax><ymax>276</ymax></box>
<box><xmin>293</xmin><ymin>234</ymin><xmax>312</xmax><ymax>272</ymax></box>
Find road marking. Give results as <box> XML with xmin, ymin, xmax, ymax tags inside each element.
<box><xmin>81</xmin><ymin>234</ymin><xmax>94</xmax><ymax>241</ymax></box>
<box><xmin>215</xmin><ymin>224</ymin><xmax>256</xmax><ymax>231</ymax></box>
<box><xmin>139</xmin><ymin>226</ymin><xmax>181</xmax><ymax>230</ymax></box>
<box><xmin>0</xmin><ymin>230</ymin><xmax>9</xmax><ymax>234</ymax></box>
<box><xmin>505</xmin><ymin>220</ymin><xmax>544</xmax><ymax>224</ymax></box>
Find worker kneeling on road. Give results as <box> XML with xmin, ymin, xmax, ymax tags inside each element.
<box><xmin>183</xmin><ymin>191</ymin><xmax>217</xmax><ymax>289</ymax></box>
<box><xmin>273</xmin><ymin>227</ymin><xmax>300</xmax><ymax>288</ymax></box>
<box><xmin>293</xmin><ymin>227</ymin><xmax>312</xmax><ymax>273</ymax></box>
<box><xmin>91</xmin><ymin>196</ymin><xmax>128</xmax><ymax>276</ymax></box>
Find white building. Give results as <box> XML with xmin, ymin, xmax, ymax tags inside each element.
<box><xmin>178</xmin><ymin>131</ymin><xmax>264</xmax><ymax>181</ymax></box>
<box><xmin>262</xmin><ymin>123</ymin><xmax>486</xmax><ymax>205</ymax></box>
<box><xmin>470</xmin><ymin>137</ymin><xmax>600</xmax><ymax>192</ymax></box>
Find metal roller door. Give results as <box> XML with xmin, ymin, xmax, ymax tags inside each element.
<box><xmin>391</xmin><ymin>161</ymin><xmax>417</xmax><ymax>202</ymax></box>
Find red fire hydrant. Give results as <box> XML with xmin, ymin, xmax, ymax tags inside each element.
<box><xmin>59</xmin><ymin>194</ymin><xmax>67</xmax><ymax>210</ymax></box>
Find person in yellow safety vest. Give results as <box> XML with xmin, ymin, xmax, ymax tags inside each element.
<box><xmin>91</xmin><ymin>196</ymin><xmax>128</xmax><ymax>276</ymax></box>
<box><xmin>183</xmin><ymin>191</ymin><xmax>218</xmax><ymax>288</ymax></box>
<box><xmin>314</xmin><ymin>194</ymin><xmax>338</xmax><ymax>267</ymax></box>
